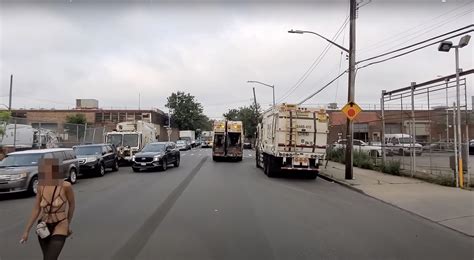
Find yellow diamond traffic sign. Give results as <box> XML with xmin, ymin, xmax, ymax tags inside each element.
<box><xmin>341</xmin><ymin>101</ymin><xmax>362</xmax><ymax>121</ymax></box>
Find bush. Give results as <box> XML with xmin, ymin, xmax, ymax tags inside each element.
<box><xmin>382</xmin><ymin>160</ymin><xmax>401</xmax><ymax>175</ymax></box>
<box><xmin>354</xmin><ymin>151</ymin><xmax>374</xmax><ymax>170</ymax></box>
<box><xmin>326</xmin><ymin>148</ymin><xmax>345</xmax><ymax>164</ymax></box>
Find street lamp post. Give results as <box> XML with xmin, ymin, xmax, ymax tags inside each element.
<box><xmin>438</xmin><ymin>34</ymin><xmax>471</xmax><ymax>188</ymax></box>
<box><xmin>247</xmin><ymin>81</ymin><xmax>275</xmax><ymax>106</ymax></box>
<box><xmin>288</xmin><ymin>0</ymin><xmax>356</xmax><ymax>180</ymax></box>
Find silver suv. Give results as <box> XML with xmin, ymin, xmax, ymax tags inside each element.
<box><xmin>0</xmin><ymin>148</ymin><xmax>79</xmax><ymax>196</ymax></box>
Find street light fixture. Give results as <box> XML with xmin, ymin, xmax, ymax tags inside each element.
<box><xmin>288</xmin><ymin>29</ymin><xmax>349</xmax><ymax>53</ymax></box>
<box><xmin>437</xmin><ymin>34</ymin><xmax>471</xmax><ymax>188</ymax></box>
<box><xmin>247</xmin><ymin>80</ymin><xmax>275</xmax><ymax>106</ymax></box>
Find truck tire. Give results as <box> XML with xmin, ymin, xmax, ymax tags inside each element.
<box><xmin>308</xmin><ymin>171</ymin><xmax>318</xmax><ymax>179</ymax></box>
<box><xmin>256</xmin><ymin>152</ymin><xmax>261</xmax><ymax>168</ymax></box>
<box><xmin>266</xmin><ymin>157</ymin><xmax>277</xmax><ymax>178</ymax></box>
<box><xmin>236</xmin><ymin>156</ymin><xmax>243</xmax><ymax>162</ymax></box>
<box><xmin>263</xmin><ymin>156</ymin><xmax>269</xmax><ymax>176</ymax></box>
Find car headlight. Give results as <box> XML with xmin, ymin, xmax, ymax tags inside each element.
<box><xmin>153</xmin><ymin>155</ymin><xmax>161</xmax><ymax>161</ymax></box>
<box><xmin>132</xmin><ymin>155</ymin><xmax>136</xmax><ymax>161</ymax></box>
<box><xmin>10</xmin><ymin>172</ymin><xmax>28</xmax><ymax>181</ymax></box>
<box><xmin>86</xmin><ymin>157</ymin><xmax>98</xmax><ymax>163</ymax></box>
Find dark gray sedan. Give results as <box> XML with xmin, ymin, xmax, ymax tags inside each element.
<box><xmin>132</xmin><ymin>142</ymin><xmax>180</xmax><ymax>172</ymax></box>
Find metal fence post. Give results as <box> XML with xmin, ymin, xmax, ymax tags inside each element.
<box><xmin>411</xmin><ymin>82</ymin><xmax>416</xmax><ymax>177</ymax></box>
<box><xmin>453</xmin><ymin>102</ymin><xmax>459</xmax><ymax>187</ymax></box>
<box><xmin>13</xmin><ymin>119</ymin><xmax>17</xmax><ymax>149</ymax></box>
<box><xmin>83</xmin><ymin>123</ymin><xmax>87</xmax><ymax>144</ymax></box>
<box><xmin>463</xmin><ymin>81</ymin><xmax>470</xmax><ymax>188</ymax></box>
<box><xmin>381</xmin><ymin>90</ymin><xmax>386</xmax><ymax>166</ymax></box>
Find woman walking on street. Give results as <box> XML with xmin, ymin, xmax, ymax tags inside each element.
<box><xmin>20</xmin><ymin>158</ymin><xmax>76</xmax><ymax>260</ymax></box>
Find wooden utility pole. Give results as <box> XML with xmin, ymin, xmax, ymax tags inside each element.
<box><xmin>345</xmin><ymin>0</ymin><xmax>357</xmax><ymax>179</ymax></box>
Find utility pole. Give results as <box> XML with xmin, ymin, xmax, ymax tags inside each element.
<box><xmin>9</xmin><ymin>74</ymin><xmax>13</xmax><ymax>111</ymax></box>
<box><xmin>345</xmin><ymin>0</ymin><xmax>357</xmax><ymax>180</ymax></box>
<box><xmin>252</xmin><ymin>87</ymin><xmax>259</xmax><ymax>117</ymax></box>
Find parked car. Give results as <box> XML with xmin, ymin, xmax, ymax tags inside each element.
<box><xmin>243</xmin><ymin>142</ymin><xmax>252</xmax><ymax>149</ymax></box>
<box><xmin>368</xmin><ymin>141</ymin><xmax>393</xmax><ymax>156</ymax></box>
<box><xmin>73</xmin><ymin>144</ymin><xmax>119</xmax><ymax>177</ymax></box>
<box><xmin>0</xmin><ymin>148</ymin><xmax>79</xmax><ymax>196</ymax></box>
<box><xmin>132</xmin><ymin>142</ymin><xmax>180</xmax><ymax>172</ymax></box>
<box><xmin>470</xmin><ymin>139</ymin><xmax>474</xmax><ymax>155</ymax></box>
<box><xmin>333</xmin><ymin>139</ymin><xmax>382</xmax><ymax>157</ymax></box>
<box><xmin>176</xmin><ymin>140</ymin><xmax>191</xmax><ymax>151</ymax></box>
<box><xmin>384</xmin><ymin>134</ymin><xmax>423</xmax><ymax>156</ymax></box>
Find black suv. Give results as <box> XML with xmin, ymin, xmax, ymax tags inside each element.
<box><xmin>132</xmin><ymin>142</ymin><xmax>180</xmax><ymax>172</ymax></box>
<box><xmin>73</xmin><ymin>144</ymin><xmax>119</xmax><ymax>177</ymax></box>
<box><xmin>0</xmin><ymin>148</ymin><xmax>79</xmax><ymax>196</ymax></box>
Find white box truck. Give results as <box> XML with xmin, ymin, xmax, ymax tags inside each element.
<box><xmin>255</xmin><ymin>104</ymin><xmax>329</xmax><ymax>179</ymax></box>
<box><xmin>179</xmin><ymin>130</ymin><xmax>196</xmax><ymax>147</ymax></box>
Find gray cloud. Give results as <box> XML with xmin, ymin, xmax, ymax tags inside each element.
<box><xmin>0</xmin><ymin>0</ymin><xmax>472</xmax><ymax>118</ymax></box>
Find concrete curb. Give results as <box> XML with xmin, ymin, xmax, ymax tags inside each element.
<box><xmin>318</xmin><ymin>172</ymin><xmax>366</xmax><ymax>195</ymax></box>
<box><xmin>318</xmin><ymin>171</ymin><xmax>474</xmax><ymax>238</ymax></box>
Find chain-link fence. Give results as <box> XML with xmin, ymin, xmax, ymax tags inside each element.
<box><xmin>381</xmin><ymin>73</ymin><xmax>472</xmax><ymax>188</ymax></box>
<box><xmin>0</xmin><ymin>117</ymin><xmax>106</xmax><ymax>150</ymax></box>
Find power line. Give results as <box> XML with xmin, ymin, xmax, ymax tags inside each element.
<box><xmin>357</xmin><ymin>29</ymin><xmax>474</xmax><ymax>70</ymax></box>
<box><xmin>297</xmin><ymin>70</ymin><xmax>347</xmax><ymax>105</ymax></box>
<box><xmin>277</xmin><ymin>15</ymin><xmax>349</xmax><ymax>103</ymax></box>
<box><xmin>357</xmin><ymin>1</ymin><xmax>473</xmax><ymax>53</ymax></box>
<box><xmin>357</xmin><ymin>24</ymin><xmax>473</xmax><ymax>65</ymax></box>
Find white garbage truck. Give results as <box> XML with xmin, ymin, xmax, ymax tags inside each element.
<box><xmin>255</xmin><ymin>104</ymin><xmax>329</xmax><ymax>179</ymax></box>
<box><xmin>105</xmin><ymin>121</ymin><xmax>157</xmax><ymax>163</ymax></box>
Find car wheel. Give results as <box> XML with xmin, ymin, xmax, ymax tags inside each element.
<box><xmin>160</xmin><ymin>159</ymin><xmax>168</xmax><ymax>171</ymax></box>
<box><xmin>174</xmin><ymin>156</ymin><xmax>180</xmax><ymax>167</ymax></box>
<box><xmin>132</xmin><ymin>167</ymin><xmax>140</xmax><ymax>172</ymax></box>
<box><xmin>68</xmin><ymin>169</ymin><xmax>77</xmax><ymax>184</ymax></box>
<box><xmin>27</xmin><ymin>176</ymin><xmax>39</xmax><ymax>196</ymax></box>
<box><xmin>112</xmin><ymin>160</ymin><xmax>119</xmax><ymax>171</ymax></box>
<box><xmin>97</xmin><ymin>163</ymin><xmax>105</xmax><ymax>177</ymax></box>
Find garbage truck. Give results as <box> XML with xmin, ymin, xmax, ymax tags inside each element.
<box><xmin>212</xmin><ymin>121</ymin><xmax>243</xmax><ymax>161</ymax></box>
<box><xmin>105</xmin><ymin>121</ymin><xmax>157</xmax><ymax>163</ymax></box>
<box><xmin>255</xmin><ymin>104</ymin><xmax>329</xmax><ymax>179</ymax></box>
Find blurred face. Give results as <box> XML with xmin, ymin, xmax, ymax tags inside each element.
<box><xmin>38</xmin><ymin>158</ymin><xmax>64</xmax><ymax>186</ymax></box>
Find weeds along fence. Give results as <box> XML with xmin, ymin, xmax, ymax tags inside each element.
<box><xmin>0</xmin><ymin>117</ymin><xmax>106</xmax><ymax>150</ymax></box>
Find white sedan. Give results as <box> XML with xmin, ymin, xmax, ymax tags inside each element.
<box><xmin>332</xmin><ymin>139</ymin><xmax>383</xmax><ymax>157</ymax></box>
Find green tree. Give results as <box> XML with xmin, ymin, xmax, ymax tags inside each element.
<box><xmin>166</xmin><ymin>91</ymin><xmax>207</xmax><ymax>131</ymax></box>
<box><xmin>65</xmin><ymin>114</ymin><xmax>87</xmax><ymax>142</ymax></box>
<box><xmin>0</xmin><ymin>111</ymin><xmax>12</xmax><ymax>136</ymax></box>
<box><xmin>223</xmin><ymin>103</ymin><xmax>261</xmax><ymax>139</ymax></box>
<box><xmin>65</xmin><ymin>114</ymin><xmax>87</xmax><ymax>124</ymax></box>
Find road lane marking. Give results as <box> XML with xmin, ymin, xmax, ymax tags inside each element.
<box><xmin>112</xmin><ymin>157</ymin><xmax>208</xmax><ymax>259</ymax></box>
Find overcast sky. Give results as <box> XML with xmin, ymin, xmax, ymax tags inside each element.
<box><xmin>0</xmin><ymin>0</ymin><xmax>472</xmax><ymax>119</ymax></box>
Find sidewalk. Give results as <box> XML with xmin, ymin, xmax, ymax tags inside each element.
<box><xmin>320</xmin><ymin>161</ymin><xmax>474</xmax><ymax>237</ymax></box>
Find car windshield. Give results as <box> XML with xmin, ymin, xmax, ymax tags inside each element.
<box><xmin>0</xmin><ymin>153</ymin><xmax>44</xmax><ymax>167</ymax></box>
<box><xmin>74</xmin><ymin>146</ymin><xmax>102</xmax><ymax>156</ymax></box>
<box><xmin>107</xmin><ymin>134</ymin><xmax>123</xmax><ymax>147</ymax></box>
<box><xmin>123</xmin><ymin>134</ymin><xmax>139</xmax><ymax>147</ymax></box>
<box><xmin>142</xmin><ymin>143</ymin><xmax>165</xmax><ymax>152</ymax></box>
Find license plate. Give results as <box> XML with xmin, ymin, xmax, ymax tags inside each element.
<box><xmin>141</xmin><ymin>163</ymin><xmax>147</xmax><ymax>166</ymax></box>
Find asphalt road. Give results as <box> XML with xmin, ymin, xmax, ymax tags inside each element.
<box><xmin>1</xmin><ymin>148</ymin><xmax>472</xmax><ymax>260</ymax></box>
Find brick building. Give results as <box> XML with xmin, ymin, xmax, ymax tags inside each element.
<box><xmin>327</xmin><ymin>109</ymin><xmax>473</xmax><ymax>144</ymax></box>
<box><xmin>10</xmin><ymin>108</ymin><xmax>179</xmax><ymax>142</ymax></box>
